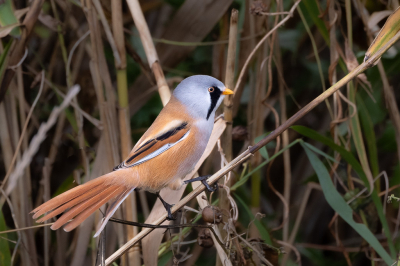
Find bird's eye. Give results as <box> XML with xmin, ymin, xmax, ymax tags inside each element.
<box><xmin>208</xmin><ymin>87</ymin><xmax>215</xmax><ymax>93</ymax></box>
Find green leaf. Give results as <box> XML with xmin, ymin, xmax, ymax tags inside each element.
<box><xmin>231</xmin><ymin>139</ymin><xmax>302</xmax><ymax>191</ymax></box>
<box><xmin>356</xmin><ymin>95</ymin><xmax>379</xmax><ymax>177</ymax></box>
<box><xmin>235</xmin><ymin>194</ymin><xmax>271</xmax><ymax>244</ymax></box>
<box><xmin>0</xmin><ymin>39</ymin><xmax>12</xmax><ymax>85</ymax></box>
<box><xmin>255</xmin><ymin>134</ymin><xmax>269</xmax><ymax>160</ymax></box>
<box><xmin>0</xmin><ymin>211</ymin><xmax>11</xmax><ymax>266</ymax></box>
<box><xmin>300</xmin><ymin>0</ymin><xmax>329</xmax><ymax>44</ymax></box>
<box><xmin>301</xmin><ymin>143</ymin><xmax>393</xmax><ymax>265</ymax></box>
<box><xmin>365</xmin><ymin>6</ymin><xmax>400</xmax><ymax>62</ymax></box>
<box><xmin>158</xmin><ymin>251</ymin><xmax>173</xmax><ymax>266</ymax></box>
<box><xmin>293</xmin><ymin>125</ymin><xmax>396</xmax><ymax>257</ymax></box>
<box><xmin>302</xmin><ymin>142</ymin><xmax>337</xmax><ymax>163</ymax></box>
<box><xmin>0</xmin><ymin>0</ymin><xmax>21</xmax><ymax>38</ymax></box>
<box><xmin>292</xmin><ymin>125</ymin><xmax>370</xmax><ymax>188</ymax></box>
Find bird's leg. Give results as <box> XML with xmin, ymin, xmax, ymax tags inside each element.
<box><xmin>156</xmin><ymin>192</ymin><xmax>176</xmax><ymax>221</ymax></box>
<box><xmin>184</xmin><ymin>175</ymin><xmax>218</xmax><ymax>192</ymax></box>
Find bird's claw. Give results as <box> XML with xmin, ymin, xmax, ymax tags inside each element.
<box><xmin>184</xmin><ymin>175</ymin><xmax>217</xmax><ymax>193</ymax></box>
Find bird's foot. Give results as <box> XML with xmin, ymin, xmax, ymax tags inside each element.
<box><xmin>156</xmin><ymin>192</ymin><xmax>176</xmax><ymax>220</ymax></box>
<box><xmin>184</xmin><ymin>175</ymin><xmax>218</xmax><ymax>192</ymax></box>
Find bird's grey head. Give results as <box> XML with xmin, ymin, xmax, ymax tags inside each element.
<box><xmin>173</xmin><ymin>75</ymin><xmax>233</xmax><ymax>120</ymax></box>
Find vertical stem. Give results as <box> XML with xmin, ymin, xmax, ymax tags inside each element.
<box><xmin>218</xmin><ymin>9</ymin><xmax>238</xmax><ymax>266</ymax></box>
<box><xmin>42</xmin><ymin>159</ymin><xmax>51</xmax><ymax>266</ymax></box>
<box><xmin>345</xmin><ymin>0</ymin><xmax>353</xmax><ymax>50</ymax></box>
<box><xmin>112</xmin><ymin>0</ymin><xmax>140</xmax><ymax>265</ymax></box>
<box><xmin>223</xmin><ymin>9</ymin><xmax>238</xmax><ymax>167</ymax></box>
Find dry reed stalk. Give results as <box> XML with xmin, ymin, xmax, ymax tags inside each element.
<box><xmin>111</xmin><ymin>0</ymin><xmax>140</xmax><ymax>265</ymax></box>
<box><xmin>126</xmin><ymin>0</ymin><xmax>170</xmax><ymax>105</ymax></box>
<box><xmin>70</xmin><ymin>137</ymin><xmax>111</xmax><ymax>266</ymax></box>
<box><xmin>11</xmin><ymin>79</ymin><xmax>38</xmax><ymax>266</ymax></box>
<box><xmin>52</xmin><ymin>0</ymin><xmax>90</xmax><ymax>183</ymax></box>
<box><xmin>222</xmin><ymin>9</ymin><xmax>238</xmax><ymax>185</ymax></box>
<box><xmin>0</xmin><ymin>72</ymin><xmax>44</xmax><ymax>201</ymax></box>
<box><xmin>234</xmin><ymin>0</ymin><xmax>301</xmax><ymax>94</ymax></box>
<box><xmin>7</xmin><ymin>90</ymin><xmax>31</xmax><ymax>266</ymax></box>
<box><xmin>0</xmin><ymin>187</ymin><xmax>21</xmax><ymax>265</ymax></box>
<box><xmin>4</xmin><ymin>85</ymin><xmax>80</xmax><ymax>196</ymax></box>
<box><xmin>0</xmin><ymin>103</ymin><xmax>14</xmax><ymax>175</ymax></box>
<box><xmin>16</xmin><ymin>67</ymin><xmax>31</xmax><ymax>193</ymax></box>
<box><xmin>104</xmin><ymin>28</ymin><xmax>400</xmax><ymax>265</ymax></box>
<box><xmin>218</xmin><ymin>10</ymin><xmax>238</xmax><ymax>258</ymax></box>
<box><xmin>249</xmin><ymin>41</ymin><xmax>268</xmax><ymax>243</ymax></box>
<box><xmin>329</xmin><ymin>0</ymin><xmax>340</xmax><ymax>166</ymax></box>
<box><xmin>92</xmin><ymin>0</ymin><xmax>121</xmax><ymax>66</ymax></box>
<box><xmin>84</xmin><ymin>1</ymin><xmax>127</xmax><ymax>261</ymax></box>
<box><xmin>26</xmin><ymin>65</ymin><xmax>103</xmax><ymax>129</ymax></box>
<box><xmin>16</xmin><ymin>69</ymin><xmax>38</xmax><ymax>265</ymax></box>
<box><xmin>274</xmin><ymin>22</ymin><xmax>292</xmax><ymax>247</ymax></box>
<box><xmin>42</xmin><ymin>159</ymin><xmax>51</xmax><ymax>266</ymax></box>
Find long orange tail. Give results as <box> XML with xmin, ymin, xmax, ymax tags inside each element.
<box><xmin>32</xmin><ymin>173</ymin><xmax>134</xmax><ymax>236</ymax></box>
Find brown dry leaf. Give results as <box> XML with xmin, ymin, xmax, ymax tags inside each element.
<box><xmin>14</xmin><ymin>7</ymin><xmax>30</xmax><ymax>20</ymax></box>
<box><xmin>30</xmin><ymin>71</ymin><xmax>43</xmax><ymax>88</ymax></box>
<box><xmin>328</xmin><ymin>61</ymin><xmax>338</xmax><ymax>85</ymax></box>
<box><xmin>250</xmin><ymin>1</ymin><xmax>268</xmax><ymax>16</ymax></box>
<box><xmin>0</xmin><ymin>23</ymin><xmax>20</xmax><ymax>38</ymax></box>
<box><xmin>232</xmin><ymin>125</ymin><xmax>248</xmax><ymax>141</ymax></box>
<box><xmin>368</xmin><ymin>10</ymin><xmax>393</xmax><ymax>31</ymax></box>
<box><xmin>38</xmin><ymin>12</ymin><xmax>58</xmax><ymax>32</ymax></box>
<box><xmin>344</xmin><ymin>40</ymin><xmax>371</xmax><ymax>89</ymax></box>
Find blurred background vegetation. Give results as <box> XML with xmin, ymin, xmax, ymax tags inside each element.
<box><xmin>1</xmin><ymin>0</ymin><xmax>400</xmax><ymax>265</ymax></box>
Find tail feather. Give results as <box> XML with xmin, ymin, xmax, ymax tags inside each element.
<box><xmin>93</xmin><ymin>188</ymin><xmax>135</xmax><ymax>237</ymax></box>
<box><xmin>62</xmin><ymin>186</ymin><xmax>125</xmax><ymax>232</ymax></box>
<box><xmin>36</xmin><ymin>185</ymin><xmax>105</xmax><ymax>223</ymax></box>
<box><xmin>32</xmin><ymin>176</ymin><xmax>108</xmax><ymax>218</ymax></box>
<box><xmin>50</xmin><ymin>186</ymin><xmax>118</xmax><ymax>230</ymax></box>
<box><xmin>32</xmin><ymin>172</ymin><xmax>136</xmax><ymax>236</ymax></box>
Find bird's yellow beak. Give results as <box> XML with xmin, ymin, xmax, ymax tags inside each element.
<box><xmin>222</xmin><ymin>88</ymin><xmax>234</xmax><ymax>95</ymax></box>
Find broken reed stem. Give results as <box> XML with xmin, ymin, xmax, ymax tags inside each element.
<box><xmin>126</xmin><ymin>0</ymin><xmax>171</xmax><ymax>104</ymax></box>
<box><xmin>103</xmin><ymin>27</ymin><xmax>400</xmax><ymax>266</ymax></box>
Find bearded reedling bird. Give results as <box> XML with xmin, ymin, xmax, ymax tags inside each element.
<box><xmin>32</xmin><ymin>75</ymin><xmax>233</xmax><ymax>237</ymax></box>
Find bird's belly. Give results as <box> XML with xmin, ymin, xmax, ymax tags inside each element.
<box><xmin>134</xmin><ymin>127</ymin><xmax>210</xmax><ymax>192</ymax></box>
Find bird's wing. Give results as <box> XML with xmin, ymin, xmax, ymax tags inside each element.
<box><xmin>113</xmin><ymin>120</ymin><xmax>191</xmax><ymax>170</ymax></box>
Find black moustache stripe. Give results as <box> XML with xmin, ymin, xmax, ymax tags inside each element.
<box><xmin>206</xmin><ymin>87</ymin><xmax>221</xmax><ymax>120</ymax></box>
